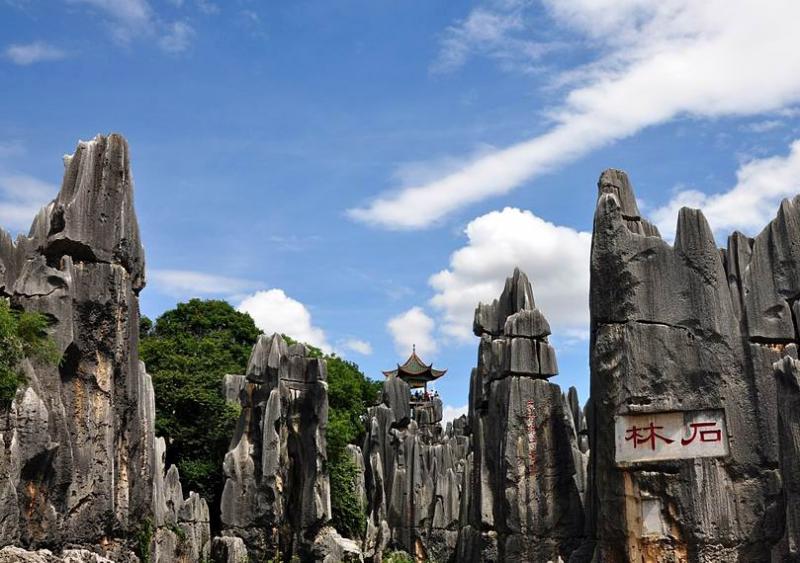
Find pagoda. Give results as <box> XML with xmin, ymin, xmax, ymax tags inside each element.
<box><xmin>382</xmin><ymin>345</ymin><xmax>446</xmax><ymax>393</ymax></box>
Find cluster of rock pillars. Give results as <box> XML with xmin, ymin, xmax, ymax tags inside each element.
<box><xmin>0</xmin><ymin>134</ymin><xmax>798</xmax><ymax>563</ymax></box>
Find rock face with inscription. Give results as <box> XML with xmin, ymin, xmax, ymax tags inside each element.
<box><xmin>0</xmin><ymin>134</ymin><xmax>210</xmax><ymax>561</ymax></box>
<box><xmin>584</xmin><ymin>169</ymin><xmax>800</xmax><ymax>561</ymax></box>
<box><xmin>456</xmin><ymin>269</ymin><xmax>586</xmax><ymax>562</ymax></box>
<box><xmin>218</xmin><ymin>333</ymin><xmax>355</xmax><ymax>562</ymax></box>
<box><xmin>362</xmin><ymin>376</ymin><xmax>470</xmax><ymax>562</ymax></box>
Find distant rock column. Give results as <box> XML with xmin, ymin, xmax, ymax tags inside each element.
<box><xmin>362</xmin><ymin>376</ymin><xmax>470</xmax><ymax>563</ymax></box>
<box><xmin>584</xmin><ymin>169</ymin><xmax>795</xmax><ymax>561</ymax></box>
<box><xmin>218</xmin><ymin>333</ymin><xmax>334</xmax><ymax>561</ymax></box>
<box><xmin>456</xmin><ymin>268</ymin><xmax>585</xmax><ymax>563</ymax></box>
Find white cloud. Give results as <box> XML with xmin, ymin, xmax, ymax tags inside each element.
<box><xmin>651</xmin><ymin>139</ymin><xmax>800</xmax><ymax>240</ymax></box>
<box><xmin>0</xmin><ymin>174</ymin><xmax>58</xmax><ymax>232</ymax></box>
<box><xmin>442</xmin><ymin>404</ymin><xmax>468</xmax><ymax>426</ymax></box>
<box><xmin>149</xmin><ymin>269</ymin><xmax>263</xmax><ymax>298</ymax></box>
<box><xmin>342</xmin><ymin>339</ymin><xmax>372</xmax><ymax>356</ymax></box>
<box><xmin>350</xmin><ymin>0</ymin><xmax>800</xmax><ymax>229</ymax></box>
<box><xmin>429</xmin><ymin>207</ymin><xmax>590</xmax><ymax>342</ymax></box>
<box><xmin>67</xmin><ymin>0</ymin><xmax>194</xmax><ymax>52</ymax></box>
<box><xmin>742</xmin><ymin>119</ymin><xmax>783</xmax><ymax>133</ymax></box>
<box><xmin>238</xmin><ymin>289</ymin><xmax>331</xmax><ymax>352</ymax></box>
<box><xmin>387</xmin><ymin>307</ymin><xmax>437</xmax><ymax>357</ymax></box>
<box><xmin>4</xmin><ymin>41</ymin><xmax>67</xmax><ymax>65</ymax></box>
<box><xmin>158</xmin><ymin>21</ymin><xmax>194</xmax><ymax>53</ymax></box>
<box><xmin>431</xmin><ymin>0</ymin><xmax>556</xmax><ymax>74</ymax></box>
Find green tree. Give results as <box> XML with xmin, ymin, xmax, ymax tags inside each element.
<box><xmin>0</xmin><ymin>299</ymin><xmax>60</xmax><ymax>408</ymax></box>
<box><xmin>139</xmin><ymin>299</ymin><xmax>260</xmax><ymax>532</ymax></box>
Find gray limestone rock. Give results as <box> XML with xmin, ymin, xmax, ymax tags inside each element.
<box><xmin>583</xmin><ymin>169</ymin><xmax>799</xmax><ymax>562</ymax></box>
<box><xmin>219</xmin><ymin>332</ymin><xmax>331</xmax><ymax>561</ymax></box>
<box><xmin>382</xmin><ymin>375</ymin><xmax>411</xmax><ymax>426</ymax></box>
<box><xmin>457</xmin><ymin>269</ymin><xmax>584</xmax><ymax>562</ymax></box>
<box><xmin>211</xmin><ymin>536</ymin><xmax>248</xmax><ymax>563</ymax></box>
<box><xmin>0</xmin><ymin>134</ymin><xmax>208</xmax><ymax>562</ymax></box>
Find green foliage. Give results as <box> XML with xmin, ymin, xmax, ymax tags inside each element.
<box><xmin>325</xmin><ymin>355</ymin><xmax>381</xmax><ymax>460</ymax></box>
<box><xmin>0</xmin><ymin>299</ymin><xmax>60</xmax><ymax>408</ymax></box>
<box><xmin>140</xmin><ymin>299</ymin><xmax>260</xmax><ymax>531</ymax></box>
<box><xmin>135</xmin><ymin>518</ymin><xmax>154</xmax><ymax>563</ymax></box>
<box><xmin>329</xmin><ymin>454</ymin><xmax>365</xmax><ymax>540</ymax></box>
<box><xmin>382</xmin><ymin>551</ymin><xmax>414</xmax><ymax>563</ymax></box>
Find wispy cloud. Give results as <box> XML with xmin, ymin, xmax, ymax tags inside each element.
<box><xmin>149</xmin><ymin>269</ymin><xmax>263</xmax><ymax>298</ymax></box>
<box><xmin>652</xmin><ymin>139</ymin><xmax>800</xmax><ymax>240</ymax></box>
<box><xmin>158</xmin><ymin>20</ymin><xmax>194</xmax><ymax>54</ymax></box>
<box><xmin>67</xmin><ymin>0</ymin><xmax>195</xmax><ymax>53</ymax></box>
<box><xmin>431</xmin><ymin>0</ymin><xmax>557</xmax><ymax>75</ymax></box>
<box><xmin>4</xmin><ymin>41</ymin><xmax>67</xmax><ymax>65</ymax></box>
<box><xmin>0</xmin><ymin>173</ymin><xmax>58</xmax><ymax>232</ymax></box>
<box><xmin>350</xmin><ymin>0</ymin><xmax>800</xmax><ymax>229</ymax></box>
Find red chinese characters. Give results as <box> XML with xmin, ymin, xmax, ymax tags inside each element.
<box><xmin>625</xmin><ymin>421</ymin><xmax>675</xmax><ymax>450</ymax></box>
<box><xmin>681</xmin><ymin>421</ymin><xmax>722</xmax><ymax>445</ymax></box>
<box><xmin>624</xmin><ymin>419</ymin><xmax>723</xmax><ymax>451</ymax></box>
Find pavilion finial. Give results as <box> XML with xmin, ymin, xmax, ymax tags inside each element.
<box><xmin>413</xmin><ymin>344</ymin><xmax>416</xmax><ymax>354</ymax></box>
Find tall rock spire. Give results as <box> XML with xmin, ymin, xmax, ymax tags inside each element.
<box><xmin>457</xmin><ymin>268</ymin><xmax>586</xmax><ymax>563</ymax></box>
<box><xmin>0</xmin><ymin>134</ymin><xmax>208</xmax><ymax>562</ymax></box>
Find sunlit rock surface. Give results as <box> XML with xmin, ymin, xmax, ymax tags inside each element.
<box><xmin>456</xmin><ymin>268</ymin><xmax>586</xmax><ymax>563</ymax></box>
<box><xmin>581</xmin><ymin>169</ymin><xmax>800</xmax><ymax>562</ymax></box>
<box><xmin>0</xmin><ymin>134</ymin><xmax>208</xmax><ymax>562</ymax></box>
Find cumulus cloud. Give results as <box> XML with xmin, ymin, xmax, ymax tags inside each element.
<box><xmin>651</xmin><ymin>139</ymin><xmax>800</xmax><ymax>241</ymax></box>
<box><xmin>429</xmin><ymin>207</ymin><xmax>590</xmax><ymax>342</ymax></box>
<box><xmin>342</xmin><ymin>339</ymin><xmax>373</xmax><ymax>356</ymax></box>
<box><xmin>4</xmin><ymin>41</ymin><xmax>67</xmax><ymax>65</ymax></box>
<box><xmin>0</xmin><ymin>174</ymin><xmax>57</xmax><ymax>232</ymax></box>
<box><xmin>442</xmin><ymin>404</ymin><xmax>468</xmax><ymax>426</ymax></box>
<box><xmin>350</xmin><ymin>0</ymin><xmax>800</xmax><ymax>229</ymax></box>
<box><xmin>149</xmin><ymin>269</ymin><xmax>263</xmax><ymax>298</ymax></box>
<box><xmin>387</xmin><ymin>307</ymin><xmax>437</xmax><ymax>357</ymax></box>
<box><xmin>238</xmin><ymin>289</ymin><xmax>331</xmax><ymax>352</ymax></box>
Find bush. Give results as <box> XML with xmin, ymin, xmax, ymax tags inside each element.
<box><xmin>329</xmin><ymin>454</ymin><xmax>365</xmax><ymax>540</ymax></box>
<box><xmin>0</xmin><ymin>299</ymin><xmax>60</xmax><ymax>408</ymax></box>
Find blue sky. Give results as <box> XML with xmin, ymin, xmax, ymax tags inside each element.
<box><xmin>3</xmin><ymin>0</ymin><xmax>800</xmax><ymax>420</ymax></box>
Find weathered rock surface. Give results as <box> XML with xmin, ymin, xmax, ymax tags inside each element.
<box><xmin>456</xmin><ymin>269</ymin><xmax>586</xmax><ymax>563</ymax></box>
<box><xmin>0</xmin><ymin>135</ymin><xmax>209</xmax><ymax>562</ymax></box>
<box><xmin>582</xmin><ymin>168</ymin><xmax>800</xmax><ymax>561</ymax></box>
<box><xmin>218</xmin><ymin>333</ymin><xmax>340</xmax><ymax>561</ymax></box>
<box><xmin>362</xmin><ymin>378</ymin><xmax>470</xmax><ymax>562</ymax></box>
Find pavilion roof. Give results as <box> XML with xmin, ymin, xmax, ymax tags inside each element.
<box><xmin>382</xmin><ymin>347</ymin><xmax>446</xmax><ymax>383</ymax></box>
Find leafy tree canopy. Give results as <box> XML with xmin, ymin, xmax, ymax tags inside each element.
<box><xmin>141</xmin><ymin>300</ymin><xmax>380</xmax><ymax>538</ymax></box>
<box><xmin>140</xmin><ymin>299</ymin><xmax>260</xmax><ymax>531</ymax></box>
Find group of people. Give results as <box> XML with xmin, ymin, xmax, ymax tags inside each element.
<box><xmin>412</xmin><ymin>389</ymin><xmax>439</xmax><ymax>402</ymax></box>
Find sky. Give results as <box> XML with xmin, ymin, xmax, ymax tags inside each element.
<box><xmin>4</xmin><ymin>0</ymin><xmax>800</xmax><ymax>423</ymax></box>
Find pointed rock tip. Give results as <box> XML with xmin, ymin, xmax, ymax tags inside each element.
<box><xmin>597</xmin><ymin>168</ymin><xmax>641</xmax><ymax>219</ymax></box>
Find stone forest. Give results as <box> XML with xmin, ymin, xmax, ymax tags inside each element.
<box><xmin>1</xmin><ymin>133</ymin><xmax>800</xmax><ymax>563</ymax></box>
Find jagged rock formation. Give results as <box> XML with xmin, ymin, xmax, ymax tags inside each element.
<box><xmin>218</xmin><ymin>333</ymin><xmax>359</xmax><ymax>561</ymax></box>
<box><xmin>0</xmin><ymin>134</ymin><xmax>209</xmax><ymax>562</ymax></box>
<box><xmin>362</xmin><ymin>376</ymin><xmax>470</xmax><ymax>562</ymax></box>
<box><xmin>456</xmin><ymin>269</ymin><xmax>586</xmax><ymax>562</ymax></box>
<box><xmin>583</xmin><ymin>169</ymin><xmax>800</xmax><ymax>561</ymax></box>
